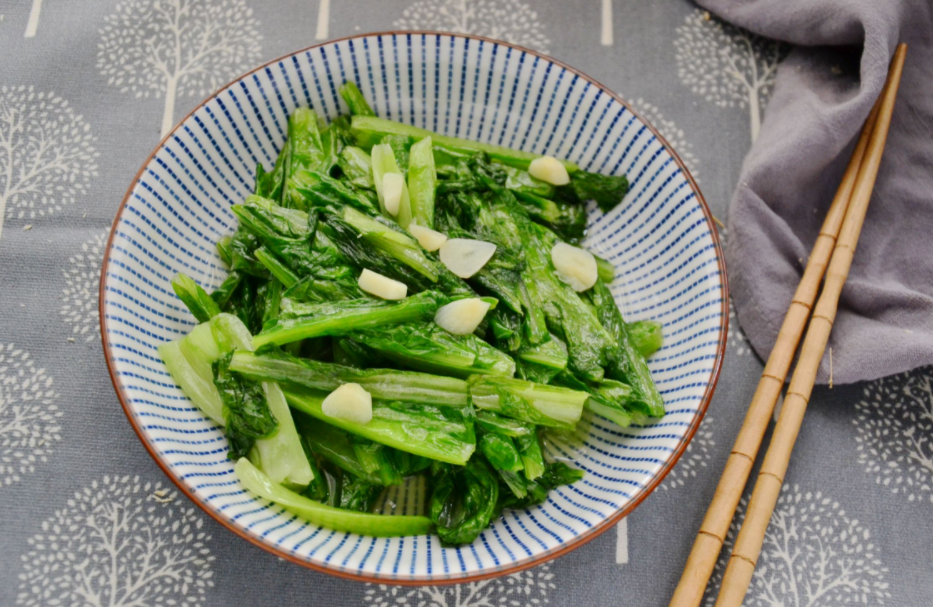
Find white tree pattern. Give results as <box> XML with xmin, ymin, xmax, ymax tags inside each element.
<box><xmin>629</xmin><ymin>97</ymin><xmax>700</xmax><ymax>182</ymax></box>
<box><xmin>364</xmin><ymin>562</ymin><xmax>555</xmax><ymax>606</ymax></box>
<box><xmin>853</xmin><ymin>369</ymin><xmax>933</xmax><ymax>503</ymax></box>
<box><xmin>705</xmin><ymin>484</ymin><xmax>890</xmax><ymax>607</ymax></box>
<box><xmin>600</xmin><ymin>0</ymin><xmax>613</xmax><ymax>46</ymax></box>
<box><xmin>0</xmin><ymin>343</ymin><xmax>61</xmax><ymax>486</ymax></box>
<box><xmin>315</xmin><ymin>0</ymin><xmax>330</xmax><ymax>40</ymax></box>
<box><xmin>97</xmin><ymin>0</ymin><xmax>263</xmax><ymax>138</ymax></box>
<box><xmin>16</xmin><ymin>475</ymin><xmax>215</xmax><ymax>606</ymax></box>
<box><xmin>395</xmin><ymin>0</ymin><xmax>550</xmax><ymax>53</ymax></box>
<box><xmin>615</xmin><ymin>517</ymin><xmax>628</xmax><ymax>564</ymax></box>
<box><xmin>24</xmin><ymin>0</ymin><xmax>43</xmax><ymax>38</ymax></box>
<box><xmin>0</xmin><ymin>86</ymin><xmax>99</xmax><ymax>242</ymax></box>
<box><xmin>61</xmin><ymin>230</ymin><xmax>108</xmax><ymax>342</ymax></box>
<box><xmin>674</xmin><ymin>10</ymin><xmax>787</xmax><ymax>143</ymax></box>
<box><xmin>713</xmin><ymin>224</ymin><xmax>753</xmax><ymax>358</ymax></box>
<box><xmin>661</xmin><ymin>416</ymin><xmax>715</xmax><ymax>491</ymax></box>
<box><xmin>727</xmin><ymin>298</ymin><xmax>753</xmax><ymax>357</ymax></box>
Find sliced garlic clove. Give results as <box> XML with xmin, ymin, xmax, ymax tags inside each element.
<box><xmin>382</xmin><ymin>172</ymin><xmax>405</xmax><ymax>216</ymax></box>
<box><xmin>439</xmin><ymin>238</ymin><xmax>497</xmax><ymax>278</ymax></box>
<box><xmin>434</xmin><ymin>298</ymin><xmax>491</xmax><ymax>335</ymax></box>
<box><xmin>322</xmin><ymin>383</ymin><xmax>373</xmax><ymax>424</ymax></box>
<box><xmin>551</xmin><ymin>242</ymin><xmax>598</xmax><ymax>292</ymax></box>
<box><xmin>408</xmin><ymin>223</ymin><xmax>448</xmax><ymax>252</ymax></box>
<box><xmin>358</xmin><ymin>268</ymin><xmax>408</xmax><ymax>300</ymax></box>
<box><xmin>528</xmin><ymin>156</ymin><xmax>570</xmax><ymax>186</ymax></box>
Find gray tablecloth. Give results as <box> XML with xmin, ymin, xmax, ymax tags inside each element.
<box><xmin>1</xmin><ymin>1</ymin><xmax>930</xmax><ymax>606</ymax></box>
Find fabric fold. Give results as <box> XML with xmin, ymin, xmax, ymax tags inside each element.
<box><xmin>699</xmin><ymin>0</ymin><xmax>933</xmax><ymax>383</ymax></box>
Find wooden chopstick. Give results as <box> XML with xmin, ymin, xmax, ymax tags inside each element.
<box><xmin>667</xmin><ymin>53</ymin><xmax>889</xmax><ymax>607</ymax></box>
<box><xmin>711</xmin><ymin>42</ymin><xmax>907</xmax><ymax>607</ymax></box>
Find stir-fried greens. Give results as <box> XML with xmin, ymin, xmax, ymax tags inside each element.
<box><xmin>159</xmin><ymin>82</ymin><xmax>664</xmax><ymax>546</ymax></box>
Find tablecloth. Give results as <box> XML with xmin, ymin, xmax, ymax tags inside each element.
<box><xmin>1</xmin><ymin>1</ymin><xmax>930</xmax><ymax>605</ymax></box>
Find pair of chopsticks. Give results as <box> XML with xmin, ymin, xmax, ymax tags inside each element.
<box><xmin>669</xmin><ymin>43</ymin><xmax>908</xmax><ymax>607</ymax></box>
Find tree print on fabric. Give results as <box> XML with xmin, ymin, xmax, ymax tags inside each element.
<box><xmin>854</xmin><ymin>369</ymin><xmax>933</xmax><ymax>503</ymax></box>
<box><xmin>16</xmin><ymin>476</ymin><xmax>215</xmax><ymax>606</ymax></box>
<box><xmin>315</xmin><ymin>0</ymin><xmax>330</xmax><ymax>40</ymax></box>
<box><xmin>0</xmin><ymin>343</ymin><xmax>61</xmax><ymax>487</ymax></box>
<box><xmin>97</xmin><ymin>0</ymin><xmax>263</xmax><ymax>137</ymax></box>
<box><xmin>616</xmin><ymin>517</ymin><xmax>628</xmax><ymax>564</ymax></box>
<box><xmin>661</xmin><ymin>416</ymin><xmax>715</xmax><ymax>491</ymax></box>
<box><xmin>600</xmin><ymin>0</ymin><xmax>613</xmax><ymax>46</ymax></box>
<box><xmin>674</xmin><ymin>10</ymin><xmax>787</xmax><ymax>143</ymax></box>
<box><xmin>0</xmin><ymin>86</ymin><xmax>99</xmax><ymax>242</ymax></box>
<box><xmin>24</xmin><ymin>0</ymin><xmax>42</xmax><ymax>37</ymax></box>
<box><xmin>364</xmin><ymin>563</ymin><xmax>555</xmax><ymax>606</ymax></box>
<box><xmin>727</xmin><ymin>298</ymin><xmax>753</xmax><ymax>358</ymax></box>
<box><xmin>61</xmin><ymin>230</ymin><xmax>108</xmax><ymax>342</ymax></box>
<box><xmin>395</xmin><ymin>0</ymin><xmax>550</xmax><ymax>53</ymax></box>
<box><xmin>629</xmin><ymin>97</ymin><xmax>700</xmax><ymax>182</ymax></box>
<box><xmin>705</xmin><ymin>484</ymin><xmax>890</xmax><ymax>607</ymax></box>
<box><xmin>716</xmin><ymin>225</ymin><xmax>754</xmax><ymax>359</ymax></box>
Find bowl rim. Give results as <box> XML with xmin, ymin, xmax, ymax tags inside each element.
<box><xmin>99</xmin><ymin>30</ymin><xmax>728</xmax><ymax>586</ymax></box>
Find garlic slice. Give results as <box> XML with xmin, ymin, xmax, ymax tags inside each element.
<box><xmin>528</xmin><ymin>156</ymin><xmax>570</xmax><ymax>186</ymax></box>
<box><xmin>358</xmin><ymin>268</ymin><xmax>407</xmax><ymax>300</ymax></box>
<box><xmin>439</xmin><ymin>238</ymin><xmax>496</xmax><ymax>279</ymax></box>
<box><xmin>434</xmin><ymin>298</ymin><xmax>491</xmax><ymax>335</ymax></box>
<box><xmin>382</xmin><ymin>172</ymin><xmax>405</xmax><ymax>216</ymax></box>
<box><xmin>322</xmin><ymin>383</ymin><xmax>373</xmax><ymax>424</ymax></box>
<box><xmin>551</xmin><ymin>242</ymin><xmax>598</xmax><ymax>292</ymax></box>
<box><xmin>408</xmin><ymin>223</ymin><xmax>448</xmax><ymax>252</ymax></box>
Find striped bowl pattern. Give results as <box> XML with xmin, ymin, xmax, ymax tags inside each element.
<box><xmin>101</xmin><ymin>32</ymin><xmax>726</xmax><ymax>583</ymax></box>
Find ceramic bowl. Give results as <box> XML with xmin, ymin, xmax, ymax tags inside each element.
<box><xmin>101</xmin><ymin>31</ymin><xmax>727</xmax><ymax>584</ymax></box>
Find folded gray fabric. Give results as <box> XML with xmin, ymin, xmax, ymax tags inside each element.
<box><xmin>696</xmin><ymin>0</ymin><xmax>933</xmax><ymax>384</ymax></box>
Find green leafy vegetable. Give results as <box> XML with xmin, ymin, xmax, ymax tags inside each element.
<box><xmin>235</xmin><ymin>458</ymin><xmax>431</xmax><ymax>536</ymax></box>
<box><xmin>429</xmin><ymin>458</ymin><xmax>500</xmax><ymax>546</ymax></box>
<box><xmin>162</xmin><ymin>83</ymin><xmax>669</xmax><ymax>544</ymax></box>
<box><xmin>627</xmin><ymin>319</ymin><xmax>664</xmax><ymax>359</ymax></box>
<box><xmin>339</xmin><ymin>81</ymin><xmax>376</xmax><ymax>116</ymax></box>
<box><xmin>254</xmin><ymin>290</ymin><xmax>443</xmax><ymax>347</ymax></box>
<box><xmin>284</xmin><ymin>387</ymin><xmax>476</xmax><ymax>466</ymax></box>
<box><xmin>172</xmin><ymin>274</ymin><xmax>221</xmax><ymax>323</ymax></box>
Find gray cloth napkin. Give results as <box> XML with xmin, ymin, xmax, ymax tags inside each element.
<box><xmin>698</xmin><ymin>0</ymin><xmax>933</xmax><ymax>384</ymax></box>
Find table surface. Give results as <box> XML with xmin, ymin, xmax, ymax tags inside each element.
<box><xmin>1</xmin><ymin>1</ymin><xmax>930</xmax><ymax>606</ymax></box>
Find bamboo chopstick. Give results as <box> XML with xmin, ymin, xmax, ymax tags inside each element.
<box><xmin>667</xmin><ymin>56</ymin><xmax>889</xmax><ymax>607</ymax></box>
<box><xmin>712</xmin><ymin>42</ymin><xmax>907</xmax><ymax>607</ymax></box>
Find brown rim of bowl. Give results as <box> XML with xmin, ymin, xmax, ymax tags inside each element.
<box><xmin>99</xmin><ymin>30</ymin><xmax>729</xmax><ymax>586</ymax></box>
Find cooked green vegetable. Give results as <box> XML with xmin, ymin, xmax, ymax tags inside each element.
<box><xmin>347</xmin><ymin>322</ymin><xmax>516</xmax><ymax>378</ymax></box>
<box><xmin>235</xmin><ymin>458</ymin><xmax>430</xmax><ymax>536</ymax></box>
<box><xmin>212</xmin><ymin>352</ymin><xmax>278</xmax><ymax>459</ymax></box>
<box><xmin>627</xmin><ymin>319</ymin><xmax>664</xmax><ymax>359</ymax></box>
<box><xmin>298</xmin><ymin>414</ymin><xmax>404</xmax><ymax>486</ymax></box>
<box><xmin>253</xmin><ymin>290</ymin><xmax>442</xmax><ymax>347</ymax></box>
<box><xmin>408</xmin><ymin>137</ymin><xmax>437</xmax><ymax>228</ymax></box>
<box><xmin>160</xmin><ymin>314</ymin><xmax>313</xmax><ymax>486</ymax></box>
<box><xmin>172</xmin><ymin>274</ymin><xmax>221</xmax><ymax>323</ymax></box>
<box><xmin>586</xmin><ymin>280</ymin><xmax>665</xmax><ymax>418</ymax></box>
<box><xmin>339</xmin><ymin>81</ymin><xmax>376</xmax><ymax>117</ymax></box>
<box><xmin>229</xmin><ymin>349</ymin><xmax>469</xmax><ymax>407</ymax></box>
<box><xmin>496</xmin><ymin>461</ymin><xmax>584</xmax><ymax>511</ymax></box>
<box><xmin>429</xmin><ymin>458</ymin><xmax>500</xmax><ymax>546</ymax></box>
<box><xmin>469</xmin><ymin>375</ymin><xmax>588</xmax><ymax>429</ymax></box>
<box><xmin>557</xmin><ymin>171</ymin><xmax>629</xmax><ymax>213</ymax></box>
<box><xmin>162</xmin><ymin>83</ymin><xmax>667</xmax><ymax>545</ymax></box>
<box><xmin>351</xmin><ymin>115</ymin><xmax>579</xmax><ymax>173</ymax></box>
<box><xmin>284</xmin><ymin>386</ymin><xmax>476</xmax><ymax>465</ymax></box>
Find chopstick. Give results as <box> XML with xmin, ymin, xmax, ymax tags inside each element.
<box><xmin>668</xmin><ymin>44</ymin><xmax>904</xmax><ymax>607</ymax></box>
<box><xmin>710</xmin><ymin>42</ymin><xmax>907</xmax><ymax>607</ymax></box>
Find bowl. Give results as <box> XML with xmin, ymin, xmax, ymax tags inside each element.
<box><xmin>100</xmin><ymin>31</ymin><xmax>727</xmax><ymax>584</ymax></box>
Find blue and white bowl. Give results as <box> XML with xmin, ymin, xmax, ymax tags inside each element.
<box><xmin>101</xmin><ymin>32</ymin><xmax>727</xmax><ymax>584</ymax></box>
